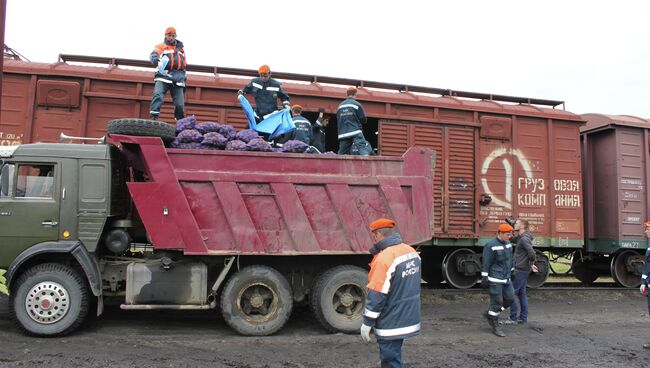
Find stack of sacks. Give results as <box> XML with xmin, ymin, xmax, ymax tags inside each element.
<box><xmin>169</xmin><ymin>116</ymin><xmax>315</xmax><ymax>154</ymax></box>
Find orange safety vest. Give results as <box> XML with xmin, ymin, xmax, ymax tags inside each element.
<box><xmin>153</xmin><ymin>42</ymin><xmax>186</xmax><ymax>71</ymax></box>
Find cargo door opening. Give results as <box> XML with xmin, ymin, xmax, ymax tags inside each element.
<box><xmin>303</xmin><ymin>112</ymin><xmax>378</xmax><ymax>154</ymax></box>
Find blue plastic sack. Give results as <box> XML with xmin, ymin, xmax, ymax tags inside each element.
<box><xmin>255</xmin><ymin>109</ymin><xmax>295</xmax><ymax>140</ymax></box>
<box><xmin>238</xmin><ymin>94</ymin><xmax>257</xmax><ymax>130</ymax></box>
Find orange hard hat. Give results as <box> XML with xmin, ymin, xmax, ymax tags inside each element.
<box><xmin>347</xmin><ymin>86</ymin><xmax>357</xmax><ymax>93</ymax></box>
<box><xmin>369</xmin><ymin>218</ymin><xmax>396</xmax><ymax>231</ymax></box>
<box><xmin>258</xmin><ymin>65</ymin><xmax>271</xmax><ymax>74</ymax></box>
<box><xmin>497</xmin><ymin>223</ymin><xmax>514</xmax><ymax>233</ymax></box>
<box><xmin>644</xmin><ymin>221</ymin><xmax>650</xmax><ymax>228</ymax></box>
<box><xmin>291</xmin><ymin>104</ymin><xmax>303</xmax><ymax>112</ymax></box>
<box><xmin>165</xmin><ymin>27</ymin><xmax>177</xmax><ymax>35</ymax></box>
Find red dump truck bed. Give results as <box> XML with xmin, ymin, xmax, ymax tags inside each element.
<box><xmin>109</xmin><ymin>134</ymin><xmax>435</xmax><ymax>255</ymax></box>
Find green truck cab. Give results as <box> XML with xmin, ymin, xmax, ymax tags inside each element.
<box><xmin>0</xmin><ymin>142</ymin><xmax>123</xmax><ymax>336</ymax></box>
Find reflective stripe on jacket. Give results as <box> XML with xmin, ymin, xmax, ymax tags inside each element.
<box><xmin>363</xmin><ymin>239</ymin><xmax>421</xmax><ymax>340</ymax></box>
<box><xmin>150</xmin><ymin>39</ymin><xmax>187</xmax><ymax>86</ymax></box>
<box><xmin>241</xmin><ymin>77</ymin><xmax>290</xmax><ymax>117</ymax></box>
<box><xmin>336</xmin><ymin>97</ymin><xmax>366</xmax><ymax>139</ymax></box>
<box><xmin>286</xmin><ymin>115</ymin><xmax>312</xmax><ymax>144</ymax></box>
<box><xmin>481</xmin><ymin>237</ymin><xmax>513</xmax><ymax>284</ymax></box>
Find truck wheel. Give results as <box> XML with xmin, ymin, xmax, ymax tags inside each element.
<box><xmin>310</xmin><ymin>265</ymin><xmax>367</xmax><ymax>333</ymax></box>
<box><xmin>220</xmin><ymin>265</ymin><xmax>292</xmax><ymax>336</ymax></box>
<box><xmin>106</xmin><ymin>118</ymin><xmax>175</xmax><ymax>142</ymax></box>
<box><xmin>9</xmin><ymin>263</ymin><xmax>89</xmax><ymax>336</ymax></box>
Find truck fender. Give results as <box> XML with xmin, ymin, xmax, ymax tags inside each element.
<box><xmin>6</xmin><ymin>240</ymin><xmax>102</xmax><ymax>297</ymax></box>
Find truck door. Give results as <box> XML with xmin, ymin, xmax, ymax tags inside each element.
<box><xmin>0</xmin><ymin>162</ymin><xmax>61</xmax><ymax>265</ymax></box>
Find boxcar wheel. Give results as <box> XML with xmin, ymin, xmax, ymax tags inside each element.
<box><xmin>611</xmin><ymin>249</ymin><xmax>643</xmax><ymax>288</ymax></box>
<box><xmin>442</xmin><ymin>248</ymin><xmax>480</xmax><ymax>289</ymax></box>
<box><xmin>106</xmin><ymin>118</ymin><xmax>176</xmax><ymax>142</ymax></box>
<box><xmin>220</xmin><ymin>265</ymin><xmax>293</xmax><ymax>336</ymax></box>
<box><xmin>9</xmin><ymin>263</ymin><xmax>90</xmax><ymax>337</ymax></box>
<box><xmin>310</xmin><ymin>265</ymin><xmax>367</xmax><ymax>333</ymax></box>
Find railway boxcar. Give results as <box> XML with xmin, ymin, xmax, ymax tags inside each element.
<box><xmin>1</xmin><ymin>55</ymin><xmax>586</xmax><ymax>288</ymax></box>
<box><xmin>579</xmin><ymin>113</ymin><xmax>650</xmax><ymax>287</ymax></box>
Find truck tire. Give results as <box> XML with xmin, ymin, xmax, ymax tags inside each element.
<box><xmin>220</xmin><ymin>265</ymin><xmax>293</xmax><ymax>336</ymax></box>
<box><xmin>9</xmin><ymin>263</ymin><xmax>89</xmax><ymax>336</ymax></box>
<box><xmin>106</xmin><ymin>118</ymin><xmax>175</xmax><ymax>142</ymax></box>
<box><xmin>310</xmin><ymin>265</ymin><xmax>367</xmax><ymax>333</ymax></box>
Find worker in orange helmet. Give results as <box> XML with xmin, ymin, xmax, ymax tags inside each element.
<box><xmin>480</xmin><ymin>222</ymin><xmax>515</xmax><ymax>337</ymax></box>
<box><xmin>361</xmin><ymin>218</ymin><xmax>421</xmax><ymax>368</ymax></box>
<box><xmin>237</xmin><ymin>64</ymin><xmax>290</xmax><ymax>123</ymax></box>
<box><xmin>149</xmin><ymin>27</ymin><xmax>187</xmax><ymax>121</ymax></box>
<box><xmin>640</xmin><ymin>221</ymin><xmax>650</xmax><ymax>348</ymax></box>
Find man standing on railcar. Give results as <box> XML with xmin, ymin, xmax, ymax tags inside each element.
<box><xmin>361</xmin><ymin>218</ymin><xmax>421</xmax><ymax>368</ymax></box>
<box><xmin>337</xmin><ymin>87</ymin><xmax>369</xmax><ymax>155</ymax></box>
<box><xmin>149</xmin><ymin>27</ymin><xmax>187</xmax><ymax>121</ymax></box>
<box><xmin>502</xmin><ymin>218</ymin><xmax>538</xmax><ymax>325</ymax></box>
<box><xmin>237</xmin><ymin>65</ymin><xmax>291</xmax><ymax>123</ymax></box>
<box><xmin>640</xmin><ymin>221</ymin><xmax>650</xmax><ymax>348</ymax></box>
<box><xmin>481</xmin><ymin>223</ymin><xmax>515</xmax><ymax>337</ymax></box>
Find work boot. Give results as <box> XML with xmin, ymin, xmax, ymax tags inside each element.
<box><xmin>151</xmin><ymin>115</ymin><xmax>158</xmax><ymax>121</ymax></box>
<box><xmin>499</xmin><ymin>318</ymin><xmax>518</xmax><ymax>325</ymax></box>
<box><xmin>644</xmin><ymin>343</ymin><xmax>650</xmax><ymax>349</ymax></box>
<box><xmin>492</xmin><ymin>325</ymin><xmax>506</xmax><ymax>337</ymax></box>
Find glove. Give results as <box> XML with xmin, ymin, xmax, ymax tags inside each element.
<box><xmin>360</xmin><ymin>324</ymin><xmax>372</xmax><ymax>343</ymax></box>
<box><xmin>481</xmin><ymin>276</ymin><xmax>489</xmax><ymax>289</ymax></box>
<box><xmin>641</xmin><ymin>284</ymin><xmax>648</xmax><ymax>296</ymax></box>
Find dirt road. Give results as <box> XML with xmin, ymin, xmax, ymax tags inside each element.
<box><xmin>0</xmin><ymin>288</ymin><xmax>647</xmax><ymax>368</ymax></box>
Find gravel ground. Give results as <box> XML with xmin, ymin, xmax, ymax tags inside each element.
<box><xmin>0</xmin><ymin>288</ymin><xmax>647</xmax><ymax>367</ymax></box>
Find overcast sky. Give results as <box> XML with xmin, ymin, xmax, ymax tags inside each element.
<box><xmin>6</xmin><ymin>0</ymin><xmax>650</xmax><ymax>117</ymax></box>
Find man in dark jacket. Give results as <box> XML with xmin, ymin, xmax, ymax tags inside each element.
<box><xmin>337</xmin><ymin>87</ymin><xmax>368</xmax><ymax>155</ymax></box>
<box><xmin>238</xmin><ymin>65</ymin><xmax>290</xmax><ymax>122</ymax></box>
<box><xmin>283</xmin><ymin>105</ymin><xmax>326</xmax><ymax>146</ymax></box>
<box><xmin>640</xmin><ymin>221</ymin><xmax>650</xmax><ymax>348</ymax></box>
<box><xmin>481</xmin><ymin>223</ymin><xmax>515</xmax><ymax>337</ymax></box>
<box><xmin>311</xmin><ymin>109</ymin><xmax>329</xmax><ymax>152</ymax></box>
<box><xmin>361</xmin><ymin>218</ymin><xmax>420</xmax><ymax>368</ymax></box>
<box><xmin>504</xmin><ymin>218</ymin><xmax>538</xmax><ymax>324</ymax></box>
<box><xmin>149</xmin><ymin>27</ymin><xmax>187</xmax><ymax>121</ymax></box>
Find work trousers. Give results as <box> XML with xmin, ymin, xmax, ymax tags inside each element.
<box><xmin>488</xmin><ymin>282</ymin><xmax>514</xmax><ymax>318</ymax></box>
<box><xmin>510</xmin><ymin>270</ymin><xmax>530</xmax><ymax>321</ymax></box>
<box><xmin>150</xmin><ymin>81</ymin><xmax>185</xmax><ymax>120</ymax></box>
<box><xmin>378</xmin><ymin>339</ymin><xmax>404</xmax><ymax>368</ymax></box>
<box><xmin>338</xmin><ymin>133</ymin><xmax>367</xmax><ymax>155</ymax></box>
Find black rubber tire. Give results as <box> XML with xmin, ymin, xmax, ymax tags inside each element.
<box><xmin>9</xmin><ymin>263</ymin><xmax>89</xmax><ymax>337</ymax></box>
<box><xmin>310</xmin><ymin>265</ymin><xmax>367</xmax><ymax>334</ymax></box>
<box><xmin>572</xmin><ymin>253</ymin><xmax>599</xmax><ymax>285</ymax></box>
<box><xmin>527</xmin><ymin>251</ymin><xmax>550</xmax><ymax>288</ymax></box>
<box><xmin>220</xmin><ymin>265</ymin><xmax>293</xmax><ymax>336</ymax></box>
<box><xmin>106</xmin><ymin>118</ymin><xmax>175</xmax><ymax>142</ymax></box>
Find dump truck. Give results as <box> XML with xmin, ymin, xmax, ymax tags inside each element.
<box><xmin>0</xmin><ymin>120</ymin><xmax>434</xmax><ymax>336</ymax></box>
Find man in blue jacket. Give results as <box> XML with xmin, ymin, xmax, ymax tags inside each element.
<box><xmin>337</xmin><ymin>87</ymin><xmax>368</xmax><ymax>155</ymax></box>
<box><xmin>481</xmin><ymin>223</ymin><xmax>515</xmax><ymax>337</ymax></box>
<box><xmin>238</xmin><ymin>65</ymin><xmax>290</xmax><ymax>123</ymax></box>
<box><xmin>149</xmin><ymin>27</ymin><xmax>187</xmax><ymax>121</ymax></box>
<box><xmin>361</xmin><ymin>218</ymin><xmax>421</xmax><ymax>368</ymax></box>
<box><xmin>640</xmin><ymin>221</ymin><xmax>650</xmax><ymax>348</ymax></box>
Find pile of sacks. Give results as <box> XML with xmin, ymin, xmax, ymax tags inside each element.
<box><xmin>170</xmin><ymin>115</ymin><xmax>310</xmax><ymax>153</ymax></box>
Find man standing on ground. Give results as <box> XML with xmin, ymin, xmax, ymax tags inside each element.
<box><xmin>503</xmin><ymin>218</ymin><xmax>538</xmax><ymax>325</ymax></box>
<box><xmin>481</xmin><ymin>223</ymin><xmax>515</xmax><ymax>337</ymax></box>
<box><xmin>361</xmin><ymin>218</ymin><xmax>421</xmax><ymax>368</ymax></box>
<box><xmin>337</xmin><ymin>87</ymin><xmax>368</xmax><ymax>155</ymax></box>
<box><xmin>149</xmin><ymin>27</ymin><xmax>187</xmax><ymax>121</ymax></box>
<box><xmin>640</xmin><ymin>221</ymin><xmax>650</xmax><ymax>349</ymax></box>
<box><xmin>238</xmin><ymin>65</ymin><xmax>290</xmax><ymax>123</ymax></box>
